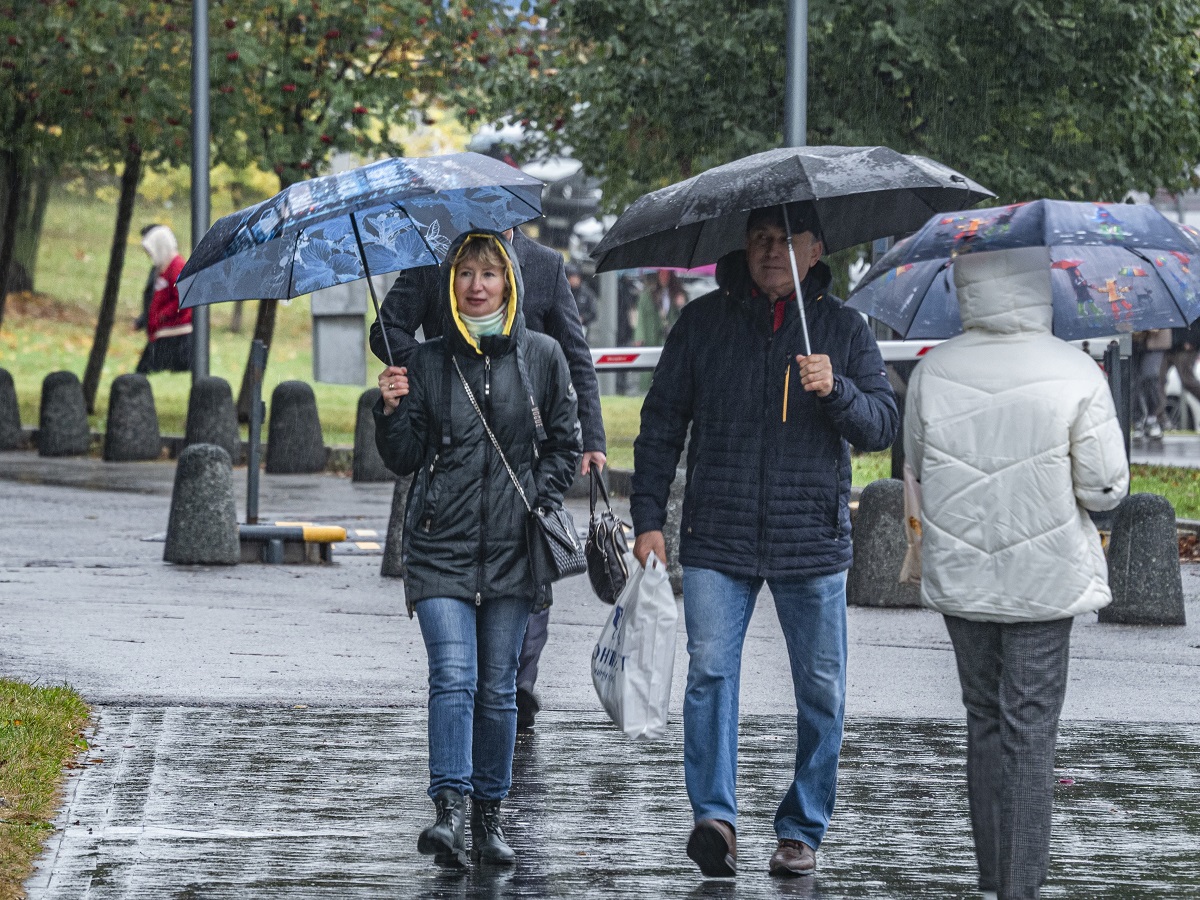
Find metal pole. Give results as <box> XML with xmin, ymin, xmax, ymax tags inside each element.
<box><xmin>784</xmin><ymin>0</ymin><xmax>808</xmax><ymax>147</ymax></box>
<box><xmin>190</xmin><ymin>0</ymin><xmax>211</xmax><ymax>379</ymax></box>
<box><xmin>246</xmin><ymin>339</ymin><xmax>267</xmax><ymax>524</ymax></box>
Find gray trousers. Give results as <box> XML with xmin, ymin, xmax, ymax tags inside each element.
<box><xmin>516</xmin><ymin>607</ymin><xmax>549</xmax><ymax>692</ymax></box>
<box><xmin>943</xmin><ymin>615</ymin><xmax>1073</xmax><ymax>900</ymax></box>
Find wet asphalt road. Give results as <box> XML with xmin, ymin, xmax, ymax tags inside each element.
<box><xmin>2</xmin><ymin>452</ymin><xmax>1199</xmax><ymax>897</ymax></box>
<box><xmin>25</xmin><ymin>710</ymin><xmax>1200</xmax><ymax>899</ymax></box>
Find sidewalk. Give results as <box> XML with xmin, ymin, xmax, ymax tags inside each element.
<box><xmin>2</xmin><ymin>453</ymin><xmax>1198</xmax><ymax>897</ymax></box>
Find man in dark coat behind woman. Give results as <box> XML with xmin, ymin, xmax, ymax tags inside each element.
<box><xmin>374</xmin><ymin>230</ymin><xmax>581</xmax><ymax>868</ymax></box>
<box><xmin>370</xmin><ymin>225</ymin><xmax>605</xmax><ymax>728</ymax></box>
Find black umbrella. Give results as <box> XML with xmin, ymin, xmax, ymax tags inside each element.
<box><xmin>591</xmin><ymin>145</ymin><xmax>993</xmax><ymax>353</ymax></box>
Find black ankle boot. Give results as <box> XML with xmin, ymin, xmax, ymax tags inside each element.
<box><xmin>470</xmin><ymin>797</ymin><xmax>516</xmax><ymax>864</ymax></box>
<box><xmin>417</xmin><ymin>788</ymin><xmax>468</xmax><ymax>868</ymax></box>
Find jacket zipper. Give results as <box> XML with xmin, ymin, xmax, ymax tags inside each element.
<box><xmin>757</xmin><ymin>326</ymin><xmax>772</xmax><ymax>576</ymax></box>
<box><xmin>476</xmin><ymin>356</ymin><xmax>491</xmax><ymax>606</ymax></box>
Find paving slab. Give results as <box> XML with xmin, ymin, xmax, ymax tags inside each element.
<box><xmin>26</xmin><ymin>709</ymin><xmax>1200</xmax><ymax>899</ymax></box>
<box><xmin>2</xmin><ymin>454</ymin><xmax>1200</xmax><ymax>897</ymax></box>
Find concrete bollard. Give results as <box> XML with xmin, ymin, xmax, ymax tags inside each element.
<box><xmin>185</xmin><ymin>375</ymin><xmax>240</xmax><ymax>464</ymax></box>
<box><xmin>381</xmin><ymin>474</ymin><xmax>413</xmax><ymax>578</ymax></box>
<box><xmin>352</xmin><ymin>388</ymin><xmax>394</xmax><ymax>483</ymax></box>
<box><xmin>163</xmin><ymin>444</ymin><xmax>240</xmax><ymax>565</ymax></box>
<box><xmin>265</xmin><ymin>380</ymin><xmax>326</xmax><ymax>474</ymax></box>
<box><xmin>103</xmin><ymin>373</ymin><xmax>162</xmax><ymax>461</ymax></box>
<box><xmin>0</xmin><ymin>367</ymin><xmax>21</xmax><ymax>450</ymax></box>
<box><xmin>1101</xmin><ymin>493</ymin><xmax>1186</xmax><ymax>625</ymax></box>
<box><xmin>847</xmin><ymin>478</ymin><xmax>921</xmax><ymax>608</ymax></box>
<box><xmin>37</xmin><ymin>371</ymin><xmax>90</xmax><ymax>457</ymax></box>
<box><xmin>661</xmin><ymin>467</ymin><xmax>685</xmax><ymax>596</ymax></box>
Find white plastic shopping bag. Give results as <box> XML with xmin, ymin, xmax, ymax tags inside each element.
<box><xmin>590</xmin><ymin>551</ymin><xmax>678</xmax><ymax>740</ymax></box>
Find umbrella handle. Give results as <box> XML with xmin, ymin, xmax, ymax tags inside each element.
<box><xmin>783</xmin><ymin>205</ymin><xmax>813</xmax><ymax>356</ymax></box>
<box><xmin>350</xmin><ymin>214</ymin><xmax>396</xmax><ymax>368</ymax></box>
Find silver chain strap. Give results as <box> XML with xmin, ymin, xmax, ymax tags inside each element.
<box><xmin>453</xmin><ymin>357</ymin><xmax>533</xmax><ymax>514</ymax></box>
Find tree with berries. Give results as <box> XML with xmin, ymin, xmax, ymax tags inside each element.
<box><xmin>76</xmin><ymin>0</ymin><xmax>193</xmax><ymax>410</ymax></box>
<box><xmin>209</xmin><ymin>0</ymin><xmax>540</xmax><ymax>417</ymax></box>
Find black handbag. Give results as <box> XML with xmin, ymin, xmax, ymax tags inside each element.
<box><xmin>585</xmin><ymin>469</ymin><xmax>630</xmax><ymax>604</ymax></box>
<box><xmin>454</xmin><ymin>358</ymin><xmax>587</xmax><ymax>586</ymax></box>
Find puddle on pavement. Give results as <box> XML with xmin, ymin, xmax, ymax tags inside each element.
<box><xmin>27</xmin><ymin>710</ymin><xmax>1200</xmax><ymax>898</ymax></box>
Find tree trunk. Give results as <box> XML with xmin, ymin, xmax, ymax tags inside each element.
<box><xmin>229</xmin><ymin>299</ymin><xmax>244</xmax><ymax>333</ymax></box>
<box><xmin>234</xmin><ymin>173</ymin><xmax>294</xmax><ymax>421</ymax></box>
<box><xmin>12</xmin><ymin>165</ymin><xmax>54</xmax><ymax>292</ymax></box>
<box><xmin>236</xmin><ymin>298</ymin><xmax>277</xmax><ymax>422</ymax></box>
<box><xmin>82</xmin><ymin>146</ymin><xmax>143</xmax><ymax>413</ymax></box>
<box><xmin>0</xmin><ymin>147</ymin><xmax>24</xmax><ymax>333</ymax></box>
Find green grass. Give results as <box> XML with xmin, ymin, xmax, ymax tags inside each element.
<box><xmin>0</xmin><ymin>680</ymin><xmax>89</xmax><ymax>900</ymax></box>
<box><xmin>1130</xmin><ymin>463</ymin><xmax>1200</xmax><ymax>520</ymax></box>
<box><xmin>7</xmin><ymin>189</ymin><xmax>1200</xmax><ymax>514</ymax></box>
<box><xmin>2</xmin><ymin>191</ymin><xmax>383</xmax><ymax>445</ymax></box>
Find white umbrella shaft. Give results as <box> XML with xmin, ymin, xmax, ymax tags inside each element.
<box><xmin>783</xmin><ymin>209</ymin><xmax>813</xmax><ymax>356</ymax></box>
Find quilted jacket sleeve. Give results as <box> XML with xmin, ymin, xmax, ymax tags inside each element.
<box><xmin>1070</xmin><ymin>373</ymin><xmax>1129</xmax><ymax>512</ymax></box>
<box><xmin>818</xmin><ymin>315</ymin><xmax>900</xmax><ymax>452</ymax></box>
<box><xmin>902</xmin><ymin>365</ymin><xmax>927</xmax><ymax>482</ymax></box>
<box><xmin>534</xmin><ymin>341</ymin><xmax>583</xmax><ymax>509</ymax></box>
<box><xmin>373</xmin><ymin>350</ymin><xmax>432</xmax><ymax>478</ymax></box>
<box><xmin>630</xmin><ymin>307</ymin><xmax>695</xmax><ymax>534</ymax></box>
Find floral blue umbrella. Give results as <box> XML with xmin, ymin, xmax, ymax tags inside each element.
<box><xmin>847</xmin><ymin>200</ymin><xmax>1200</xmax><ymax>341</ymax></box>
<box><xmin>176</xmin><ymin>151</ymin><xmax>544</xmax><ymax>361</ymax></box>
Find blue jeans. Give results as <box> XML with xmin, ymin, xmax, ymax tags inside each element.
<box><xmin>415</xmin><ymin>596</ymin><xmax>532</xmax><ymax>801</ymax></box>
<box><xmin>681</xmin><ymin>566</ymin><xmax>848</xmax><ymax>848</ymax></box>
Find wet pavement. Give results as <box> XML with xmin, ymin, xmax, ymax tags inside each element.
<box><xmin>26</xmin><ymin>709</ymin><xmax>1200</xmax><ymax>899</ymax></box>
<box><xmin>1131</xmin><ymin>432</ymin><xmax>1200</xmax><ymax>469</ymax></box>
<box><xmin>1</xmin><ymin>452</ymin><xmax>1199</xmax><ymax>897</ymax></box>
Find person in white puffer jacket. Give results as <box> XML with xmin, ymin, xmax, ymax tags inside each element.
<box><xmin>903</xmin><ymin>245</ymin><xmax>1128</xmax><ymax>900</ymax></box>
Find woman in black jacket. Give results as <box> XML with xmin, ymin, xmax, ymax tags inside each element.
<box><xmin>375</xmin><ymin>230</ymin><xmax>581</xmax><ymax>868</ymax></box>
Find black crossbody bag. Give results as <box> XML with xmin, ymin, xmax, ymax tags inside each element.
<box><xmin>453</xmin><ymin>357</ymin><xmax>586</xmax><ymax>586</ymax></box>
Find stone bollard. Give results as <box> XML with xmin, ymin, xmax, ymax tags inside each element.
<box><xmin>381</xmin><ymin>474</ymin><xmax>413</xmax><ymax>578</ymax></box>
<box><xmin>0</xmin><ymin>367</ymin><xmax>21</xmax><ymax>450</ymax></box>
<box><xmin>661</xmin><ymin>467</ymin><xmax>685</xmax><ymax>596</ymax></box>
<box><xmin>163</xmin><ymin>443</ymin><xmax>240</xmax><ymax>565</ymax></box>
<box><xmin>38</xmin><ymin>371</ymin><xmax>90</xmax><ymax>457</ymax></box>
<box><xmin>1101</xmin><ymin>493</ymin><xmax>1186</xmax><ymax>626</ymax></box>
<box><xmin>846</xmin><ymin>479</ymin><xmax>921</xmax><ymax>608</ymax></box>
<box><xmin>185</xmin><ymin>376</ymin><xmax>240</xmax><ymax>464</ymax></box>
<box><xmin>353</xmin><ymin>388</ymin><xmax>394</xmax><ymax>483</ymax></box>
<box><xmin>103</xmin><ymin>373</ymin><xmax>162</xmax><ymax>461</ymax></box>
<box><xmin>265</xmin><ymin>380</ymin><xmax>327</xmax><ymax>474</ymax></box>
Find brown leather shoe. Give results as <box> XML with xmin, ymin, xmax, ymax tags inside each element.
<box><xmin>686</xmin><ymin>819</ymin><xmax>737</xmax><ymax>877</ymax></box>
<box><xmin>769</xmin><ymin>838</ymin><xmax>816</xmax><ymax>877</ymax></box>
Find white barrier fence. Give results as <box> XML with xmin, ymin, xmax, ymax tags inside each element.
<box><xmin>590</xmin><ymin>341</ymin><xmax>941</xmax><ymax>371</ymax></box>
<box><xmin>591</xmin><ymin>337</ymin><xmax>1119</xmax><ymax>371</ymax></box>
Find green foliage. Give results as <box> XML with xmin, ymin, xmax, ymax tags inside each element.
<box><xmin>208</xmin><ymin>0</ymin><xmax>540</xmax><ymax>186</ymax></box>
<box><xmin>486</xmin><ymin>0</ymin><xmax>1200</xmax><ymax>207</ymax></box>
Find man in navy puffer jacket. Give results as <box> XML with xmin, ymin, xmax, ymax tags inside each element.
<box><xmin>631</xmin><ymin>205</ymin><xmax>898</xmax><ymax>879</ymax></box>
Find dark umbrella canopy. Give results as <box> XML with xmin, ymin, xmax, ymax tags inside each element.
<box><xmin>590</xmin><ymin>145</ymin><xmax>994</xmax><ymax>272</ymax></box>
<box><xmin>176</xmin><ymin>152</ymin><xmax>544</xmax><ymax>309</ymax></box>
<box><xmin>846</xmin><ymin>200</ymin><xmax>1200</xmax><ymax>341</ymax></box>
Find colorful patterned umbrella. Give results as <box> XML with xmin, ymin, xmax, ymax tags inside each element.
<box><xmin>846</xmin><ymin>200</ymin><xmax>1200</xmax><ymax>341</ymax></box>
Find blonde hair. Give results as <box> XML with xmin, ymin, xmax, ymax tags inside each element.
<box><xmin>455</xmin><ymin>235</ymin><xmax>509</xmax><ymax>274</ymax></box>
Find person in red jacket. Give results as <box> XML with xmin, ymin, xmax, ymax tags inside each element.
<box><xmin>135</xmin><ymin>224</ymin><xmax>192</xmax><ymax>374</ymax></box>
